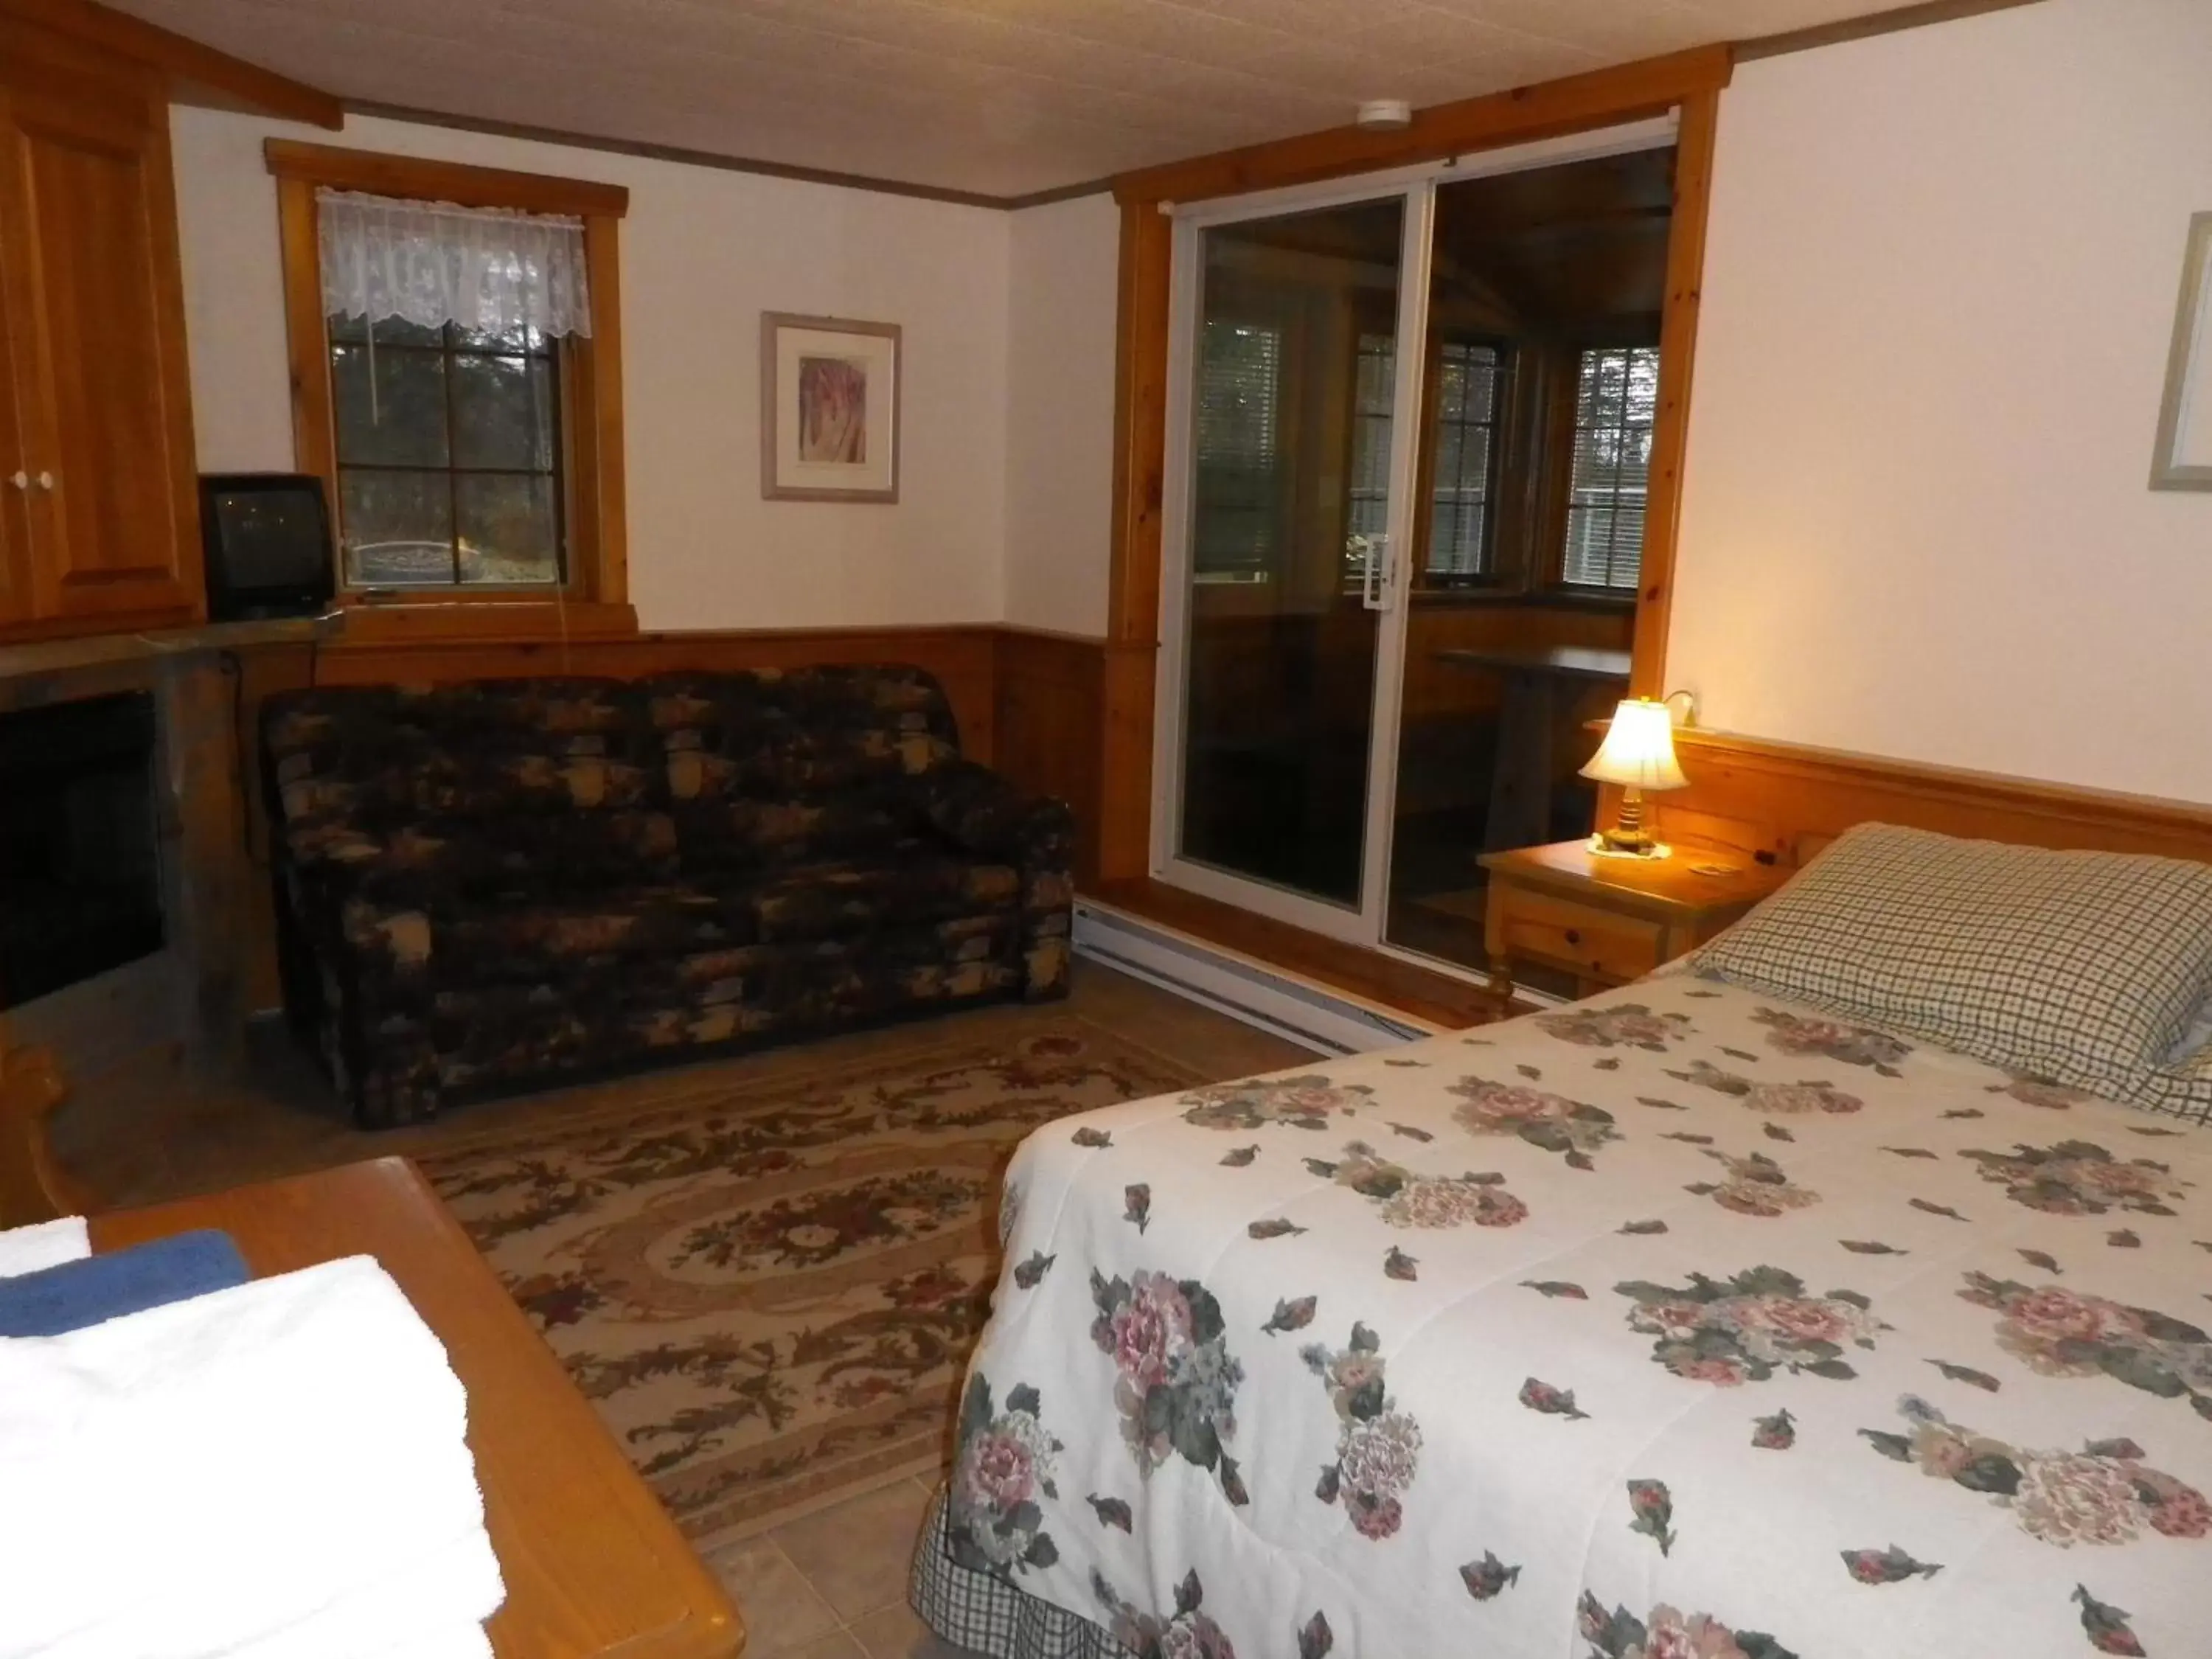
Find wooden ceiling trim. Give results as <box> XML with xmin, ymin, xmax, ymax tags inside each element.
<box><xmin>1736</xmin><ymin>0</ymin><xmax>2048</xmax><ymax>62</ymax></box>
<box><xmin>0</xmin><ymin>0</ymin><xmax>341</xmax><ymax>128</ymax></box>
<box><xmin>341</xmin><ymin>100</ymin><xmax>1019</xmax><ymax>212</ymax></box>
<box><xmin>1110</xmin><ymin>44</ymin><xmax>1731</xmax><ymax>207</ymax></box>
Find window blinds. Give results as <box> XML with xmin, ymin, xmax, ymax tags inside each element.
<box><xmin>1562</xmin><ymin>345</ymin><xmax>1658</xmax><ymax>590</ymax></box>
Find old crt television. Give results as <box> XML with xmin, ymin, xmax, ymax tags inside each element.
<box><xmin>199</xmin><ymin>473</ymin><xmax>335</xmax><ymax>622</ymax></box>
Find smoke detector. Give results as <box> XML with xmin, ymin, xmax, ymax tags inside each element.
<box><xmin>1355</xmin><ymin>99</ymin><xmax>1413</xmax><ymax>131</ymax></box>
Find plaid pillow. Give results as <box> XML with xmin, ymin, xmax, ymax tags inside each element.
<box><xmin>2148</xmin><ymin>1042</ymin><xmax>2212</xmax><ymax>1124</ymax></box>
<box><xmin>1690</xmin><ymin>822</ymin><xmax>2212</xmax><ymax>1123</ymax></box>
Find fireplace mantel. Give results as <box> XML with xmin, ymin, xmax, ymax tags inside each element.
<box><xmin>0</xmin><ymin>615</ymin><xmax>341</xmax><ymax>707</ymax></box>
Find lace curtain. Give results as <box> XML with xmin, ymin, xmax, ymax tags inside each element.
<box><xmin>317</xmin><ymin>189</ymin><xmax>593</xmax><ymax>338</ymax></box>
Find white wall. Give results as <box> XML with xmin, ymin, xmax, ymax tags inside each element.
<box><xmin>1669</xmin><ymin>0</ymin><xmax>2212</xmax><ymax>802</ymax></box>
<box><xmin>171</xmin><ymin>108</ymin><xmax>1012</xmax><ymax>631</ymax></box>
<box><xmin>1004</xmin><ymin>194</ymin><xmax>1121</xmax><ymax>636</ymax></box>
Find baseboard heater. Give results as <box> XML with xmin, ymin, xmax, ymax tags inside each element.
<box><xmin>1072</xmin><ymin>899</ymin><xmax>1440</xmax><ymax>1057</ymax></box>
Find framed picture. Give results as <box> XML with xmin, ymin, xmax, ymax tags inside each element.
<box><xmin>760</xmin><ymin>313</ymin><xmax>901</xmax><ymax>502</ymax></box>
<box><xmin>2151</xmin><ymin>212</ymin><xmax>2212</xmax><ymax>491</ymax></box>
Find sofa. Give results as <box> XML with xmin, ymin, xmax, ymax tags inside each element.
<box><xmin>260</xmin><ymin>667</ymin><xmax>1074</xmax><ymax>1127</ymax></box>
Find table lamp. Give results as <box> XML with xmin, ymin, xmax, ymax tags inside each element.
<box><xmin>1580</xmin><ymin>697</ymin><xmax>1688</xmax><ymax>858</ymax></box>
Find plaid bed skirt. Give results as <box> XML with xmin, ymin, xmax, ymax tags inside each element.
<box><xmin>908</xmin><ymin>1485</ymin><xmax>1139</xmax><ymax>1659</ymax></box>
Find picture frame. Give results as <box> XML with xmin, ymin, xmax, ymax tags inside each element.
<box><xmin>760</xmin><ymin>312</ymin><xmax>902</xmax><ymax>502</ymax></box>
<box><xmin>2150</xmin><ymin>211</ymin><xmax>2212</xmax><ymax>491</ymax></box>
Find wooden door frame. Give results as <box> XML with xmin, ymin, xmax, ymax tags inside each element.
<box><xmin>1099</xmin><ymin>47</ymin><xmax>1733</xmax><ymax>882</ymax></box>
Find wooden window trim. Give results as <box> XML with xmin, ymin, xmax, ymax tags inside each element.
<box><xmin>1415</xmin><ymin>337</ymin><xmax>1506</xmax><ymax>590</ymax></box>
<box><xmin>1111</xmin><ymin>45</ymin><xmax>1730</xmax><ymax>208</ymax></box>
<box><xmin>265</xmin><ymin>139</ymin><xmax>633</xmax><ymax>640</ymax></box>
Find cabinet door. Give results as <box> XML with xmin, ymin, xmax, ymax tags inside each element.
<box><xmin>0</xmin><ymin>201</ymin><xmax>32</xmax><ymax>628</ymax></box>
<box><xmin>0</xmin><ymin>66</ymin><xmax>201</xmax><ymax>627</ymax></box>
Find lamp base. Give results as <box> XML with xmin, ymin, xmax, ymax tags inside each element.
<box><xmin>1587</xmin><ymin>832</ymin><xmax>1672</xmax><ymax>860</ymax></box>
<box><xmin>1590</xmin><ymin>786</ymin><xmax>1669</xmax><ymax>858</ymax></box>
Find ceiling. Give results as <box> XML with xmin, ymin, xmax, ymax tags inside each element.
<box><xmin>118</xmin><ymin>0</ymin><xmax>1926</xmax><ymax>200</ymax></box>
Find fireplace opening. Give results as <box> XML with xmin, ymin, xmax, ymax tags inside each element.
<box><xmin>0</xmin><ymin>692</ymin><xmax>165</xmax><ymax>1009</ymax></box>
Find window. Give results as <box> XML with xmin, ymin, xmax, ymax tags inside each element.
<box><xmin>1561</xmin><ymin>344</ymin><xmax>1659</xmax><ymax>591</ymax></box>
<box><xmin>1344</xmin><ymin>335</ymin><xmax>1504</xmax><ymax>588</ymax></box>
<box><xmin>266</xmin><ymin>141</ymin><xmax>632</xmax><ymax>628</ymax></box>
<box><xmin>1427</xmin><ymin>341</ymin><xmax>1499</xmax><ymax>580</ymax></box>
<box><xmin>1192</xmin><ymin>319</ymin><xmax>1283</xmax><ymax>577</ymax></box>
<box><xmin>330</xmin><ymin>316</ymin><xmax>565</xmax><ymax>588</ymax></box>
<box><xmin>1346</xmin><ymin>332</ymin><xmax>1394</xmax><ymax>557</ymax></box>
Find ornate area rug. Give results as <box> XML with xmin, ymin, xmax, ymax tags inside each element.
<box><xmin>418</xmin><ymin>1019</ymin><xmax>1199</xmax><ymax>1550</ymax></box>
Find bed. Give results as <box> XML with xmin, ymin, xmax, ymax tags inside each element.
<box><xmin>912</xmin><ymin>829</ymin><xmax>2212</xmax><ymax>1659</ymax></box>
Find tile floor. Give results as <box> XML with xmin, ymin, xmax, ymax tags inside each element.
<box><xmin>706</xmin><ymin>1476</ymin><xmax>964</xmax><ymax>1659</ymax></box>
<box><xmin>49</xmin><ymin>964</ymin><xmax>1313</xmax><ymax>1659</ymax></box>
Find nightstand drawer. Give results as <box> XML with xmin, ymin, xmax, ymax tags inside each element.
<box><xmin>1493</xmin><ymin>890</ymin><xmax>1664</xmax><ymax>984</ymax></box>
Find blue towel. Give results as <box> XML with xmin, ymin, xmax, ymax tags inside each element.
<box><xmin>0</xmin><ymin>1230</ymin><xmax>249</xmax><ymax>1338</ymax></box>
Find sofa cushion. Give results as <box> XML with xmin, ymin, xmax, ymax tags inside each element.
<box><xmin>263</xmin><ymin>677</ymin><xmax>657</xmax><ymax>837</ymax></box>
<box><xmin>432</xmin><ymin>883</ymin><xmax>759</xmax><ymax>983</ymax></box>
<box><xmin>647</xmin><ymin>667</ymin><xmax>961</xmax><ymax>807</ymax></box>
<box><xmin>747</xmin><ymin>855</ymin><xmax>1023</xmax><ymax>944</ymax></box>
<box><xmin>390</xmin><ymin>677</ymin><xmax>642</xmax><ymax>740</ymax></box>
<box><xmin>408</xmin><ymin>735</ymin><xmax>661</xmax><ymax>818</ymax></box>
<box><xmin>424</xmin><ymin>855</ymin><xmax>1021</xmax><ymax>984</ymax></box>
<box><xmin>669</xmin><ymin>798</ymin><xmax>921</xmax><ymax>874</ymax></box>
<box><xmin>355</xmin><ymin>811</ymin><xmax>681</xmax><ymax>900</ymax></box>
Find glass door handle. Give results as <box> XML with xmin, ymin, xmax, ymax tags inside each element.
<box><xmin>1360</xmin><ymin>535</ymin><xmax>1394</xmax><ymax>612</ymax></box>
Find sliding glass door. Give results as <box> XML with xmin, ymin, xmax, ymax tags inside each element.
<box><xmin>1155</xmin><ymin>184</ymin><xmax>1432</xmax><ymax>939</ymax></box>
<box><xmin>1154</xmin><ymin>119</ymin><xmax>1677</xmax><ymax>965</ymax></box>
<box><xmin>1379</xmin><ymin>144</ymin><xmax>1669</xmax><ymax>977</ymax></box>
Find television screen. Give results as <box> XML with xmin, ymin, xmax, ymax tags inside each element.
<box><xmin>199</xmin><ymin>474</ymin><xmax>334</xmax><ymax>619</ymax></box>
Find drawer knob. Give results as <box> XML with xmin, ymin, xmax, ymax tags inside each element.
<box><xmin>1564</xmin><ymin>928</ymin><xmax>1582</xmax><ymax>946</ymax></box>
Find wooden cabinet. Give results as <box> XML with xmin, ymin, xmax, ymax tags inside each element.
<box><xmin>0</xmin><ymin>29</ymin><xmax>202</xmax><ymax>639</ymax></box>
<box><xmin>0</xmin><ymin>240</ymin><xmax>31</xmax><ymax>629</ymax></box>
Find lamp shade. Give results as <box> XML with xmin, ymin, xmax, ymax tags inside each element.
<box><xmin>1581</xmin><ymin>698</ymin><xmax>1688</xmax><ymax>791</ymax></box>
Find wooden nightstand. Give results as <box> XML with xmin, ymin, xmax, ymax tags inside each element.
<box><xmin>1478</xmin><ymin>840</ymin><xmax>1788</xmax><ymax>1001</ymax></box>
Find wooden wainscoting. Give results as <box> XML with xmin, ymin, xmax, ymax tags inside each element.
<box><xmin>992</xmin><ymin>627</ymin><xmax>1107</xmax><ymax>888</ymax></box>
<box><xmin>1620</xmin><ymin>728</ymin><xmax>2212</xmax><ymax>869</ymax></box>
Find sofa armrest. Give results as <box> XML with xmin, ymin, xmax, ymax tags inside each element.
<box><xmin>266</xmin><ymin>832</ymin><xmax>443</xmax><ymax>1129</ymax></box>
<box><xmin>911</xmin><ymin>760</ymin><xmax>1074</xmax><ymax>871</ymax></box>
<box><xmin>911</xmin><ymin>761</ymin><xmax>1075</xmax><ymax>1003</ymax></box>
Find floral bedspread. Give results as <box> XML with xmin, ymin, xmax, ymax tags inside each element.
<box><xmin>943</xmin><ymin>975</ymin><xmax>2212</xmax><ymax>1658</ymax></box>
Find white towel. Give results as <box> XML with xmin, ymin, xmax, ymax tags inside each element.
<box><xmin>0</xmin><ymin>1254</ymin><xmax>505</xmax><ymax>1659</ymax></box>
<box><xmin>369</xmin><ymin>1632</ymin><xmax>493</xmax><ymax>1659</ymax></box>
<box><xmin>0</xmin><ymin>1216</ymin><xmax>88</xmax><ymax>1279</ymax></box>
<box><xmin>366</xmin><ymin>1630</ymin><xmax>493</xmax><ymax>1659</ymax></box>
<box><xmin>220</xmin><ymin>1517</ymin><xmax>504</xmax><ymax>1659</ymax></box>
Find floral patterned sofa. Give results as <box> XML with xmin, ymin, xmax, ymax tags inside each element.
<box><xmin>260</xmin><ymin>667</ymin><xmax>1074</xmax><ymax>1127</ymax></box>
